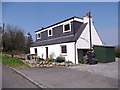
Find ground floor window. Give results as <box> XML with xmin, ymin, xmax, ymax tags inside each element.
<box><xmin>34</xmin><ymin>48</ymin><xmax>37</xmax><ymax>54</ymax></box>
<box><xmin>61</xmin><ymin>45</ymin><xmax>67</xmax><ymax>53</ymax></box>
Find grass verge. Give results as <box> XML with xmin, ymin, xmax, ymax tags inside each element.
<box><xmin>0</xmin><ymin>55</ymin><xmax>29</xmax><ymax>68</ymax></box>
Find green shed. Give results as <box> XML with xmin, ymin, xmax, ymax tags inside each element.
<box><xmin>94</xmin><ymin>45</ymin><xmax>115</xmax><ymax>63</ymax></box>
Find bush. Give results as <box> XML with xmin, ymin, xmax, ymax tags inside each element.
<box><xmin>115</xmin><ymin>47</ymin><xmax>120</xmax><ymax>58</ymax></box>
<box><xmin>56</xmin><ymin>57</ymin><xmax>65</xmax><ymax>63</ymax></box>
<box><xmin>40</xmin><ymin>58</ymin><xmax>44</xmax><ymax>61</ymax></box>
<box><xmin>47</xmin><ymin>58</ymin><xmax>54</xmax><ymax>62</ymax></box>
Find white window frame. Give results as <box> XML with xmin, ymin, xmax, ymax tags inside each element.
<box><xmin>37</xmin><ymin>33</ymin><xmax>41</xmax><ymax>39</ymax></box>
<box><xmin>48</xmin><ymin>28</ymin><xmax>53</xmax><ymax>37</ymax></box>
<box><xmin>63</xmin><ymin>23</ymin><xmax>71</xmax><ymax>33</ymax></box>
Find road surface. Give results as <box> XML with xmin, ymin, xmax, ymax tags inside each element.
<box><xmin>0</xmin><ymin>62</ymin><xmax>2</xmax><ymax>90</ymax></box>
<box><xmin>17</xmin><ymin>67</ymin><xmax>118</xmax><ymax>88</ymax></box>
<box><xmin>2</xmin><ymin>64</ymin><xmax>38</xmax><ymax>88</ymax></box>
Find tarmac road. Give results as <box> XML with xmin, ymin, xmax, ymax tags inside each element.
<box><xmin>0</xmin><ymin>62</ymin><xmax>2</xmax><ymax>90</ymax></box>
<box><xmin>2</xmin><ymin>60</ymin><xmax>119</xmax><ymax>88</ymax></box>
<box><xmin>17</xmin><ymin>66</ymin><xmax>118</xmax><ymax>88</ymax></box>
<box><xmin>2</xmin><ymin>64</ymin><xmax>38</xmax><ymax>88</ymax></box>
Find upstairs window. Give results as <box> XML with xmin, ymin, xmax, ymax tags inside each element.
<box><xmin>34</xmin><ymin>48</ymin><xmax>37</xmax><ymax>54</ymax></box>
<box><xmin>63</xmin><ymin>23</ymin><xmax>71</xmax><ymax>33</ymax></box>
<box><xmin>61</xmin><ymin>45</ymin><xmax>67</xmax><ymax>53</ymax></box>
<box><xmin>64</xmin><ymin>24</ymin><xmax>70</xmax><ymax>31</ymax></box>
<box><xmin>48</xmin><ymin>29</ymin><xmax>52</xmax><ymax>37</ymax></box>
<box><xmin>37</xmin><ymin>33</ymin><xmax>41</xmax><ymax>39</ymax></box>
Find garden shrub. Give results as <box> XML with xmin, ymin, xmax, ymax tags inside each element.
<box><xmin>115</xmin><ymin>47</ymin><xmax>120</xmax><ymax>58</ymax></box>
<box><xmin>56</xmin><ymin>57</ymin><xmax>65</xmax><ymax>63</ymax></box>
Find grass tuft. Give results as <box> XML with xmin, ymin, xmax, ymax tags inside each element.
<box><xmin>0</xmin><ymin>55</ymin><xmax>29</xmax><ymax>68</ymax></box>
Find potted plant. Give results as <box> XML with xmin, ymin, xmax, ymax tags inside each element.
<box><xmin>56</xmin><ymin>57</ymin><xmax>65</xmax><ymax>63</ymax></box>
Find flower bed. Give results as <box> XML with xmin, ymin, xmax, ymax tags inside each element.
<box><xmin>23</xmin><ymin>59</ymin><xmax>75</xmax><ymax>68</ymax></box>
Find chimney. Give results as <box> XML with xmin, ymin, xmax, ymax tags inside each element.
<box><xmin>86</xmin><ymin>13</ymin><xmax>89</xmax><ymax>17</ymax></box>
<box><xmin>83</xmin><ymin>13</ymin><xmax>92</xmax><ymax>23</ymax></box>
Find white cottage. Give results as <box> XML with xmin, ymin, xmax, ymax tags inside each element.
<box><xmin>30</xmin><ymin>13</ymin><xmax>103</xmax><ymax>64</ymax></box>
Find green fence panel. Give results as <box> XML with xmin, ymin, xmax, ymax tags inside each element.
<box><xmin>94</xmin><ymin>46</ymin><xmax>115</xmax><ymax>63</ymax></box>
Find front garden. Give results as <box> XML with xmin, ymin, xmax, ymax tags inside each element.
<box><xmin>0</xmin><ymin>55</ymin><xmax>29</xmax><ymax>68</ymax></box>
<box><xmin>24</xmin><ymin>55</ymin><xmax>74</xmax><ymax>68</ymax></box>
<box><xmin>0</xmin><ymin>54</ymin><xmax>86</xmax><ymax>68</ymax></box>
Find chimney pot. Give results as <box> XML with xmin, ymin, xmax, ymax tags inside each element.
<box><xmin>86</xmin><ymin>13</ymin><xmax>89</xmax><ymax>16</ymax></box>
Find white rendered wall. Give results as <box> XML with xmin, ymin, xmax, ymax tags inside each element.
<box><xmin>30</xmin><ymin>47</ymin><xmax>35</xmax><ymax>54</ymax></box>
<box><xmin>30</xmin><ymin>42</ymin><xmax>76</xmax><ymax>63</ymax></box>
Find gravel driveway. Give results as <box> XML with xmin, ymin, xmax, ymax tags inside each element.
<box><xmin>69</xmin><ymin>60</ymin><xmax>118</xmax><ymax>79</ymax></box>
<box><xmin>16</xmin><ymin>61</ymin><xmax>118</xmax><ymax>88</ymax></box>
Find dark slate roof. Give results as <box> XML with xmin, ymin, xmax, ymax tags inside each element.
<box><xmin>31</xmin><ymin>23</ymin><xmax>87</xmax><ymax>47</ymax></box>
<box><xmin>31</xmin><ymin>35</ymin><xmax>74</xmax><ymax>47</ymax></box>
<box><xmin>35</xmin><ymin>16</ymin><xmax>83</xmax><ymax>32</ymax></box>
<box><xmin>73</xmin><ymin>23</ymin><xmax>87</xmax><ymax>41</ymax></box>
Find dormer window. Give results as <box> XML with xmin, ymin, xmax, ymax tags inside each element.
<box><xmin>63</xmin><ymin>23</ymin><xmax>71</xmax><ymax>33</ymax></box>
<box><xmin>48</xmin><ymin>29</ymin><xmax>52</xmax><ymax>37</ymax></box>
<box><xmin>37</xmin><ymin>33</ymin><xmax>41</xmax><ymax>39</ymax></box>
<box><xmin>65</xmin><ymin>24</ymin><xmax>70</xmax><ymax>31</ymax></box>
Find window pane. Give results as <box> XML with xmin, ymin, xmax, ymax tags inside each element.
<box><xmin>38</xmin><ymin>33</ymin><xmax>40</xmax><ymax>38</ymax></box>
<box><xmin>61</xmin><ymin>46</ymin><xmax>67</xmax><ymax>53</ymax></box>
<box><xmin>64</xmin><ymin>24</ymin><xmax>70</xmax><ymax>31</ymax></box>
<box><xmin>49</xmin><ymin>30</ymin><xmax>52</xmax><ymax>35</ymax></box>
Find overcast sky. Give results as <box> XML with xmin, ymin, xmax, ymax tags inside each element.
<box><xmin>2</xmin><ymin>2</ymin><xmax>118</xmax><ymax>46</ymax></box>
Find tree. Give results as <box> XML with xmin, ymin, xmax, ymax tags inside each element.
<box><xmin>0</xmin><ymin>23</ymin><xmax>2</xmax><ymax>34</ymax></box>
<box><xmin>0</xmin><ymin>23</ymin><xmax>2</xmax><ymax>53</ymax></box>
<box><xmin>2</xmin><ymin>24</ymin><xmax>25</xmax><ymax>54</ymax></box>
<box><xmin>25</xmin><ymin>32</ymin><xmax>33</xmax><ymax>54</ymax></box>
<box><xmin>115</xmin><ymin>47</ymin><xmax>120</xmax><ymax>58</ymax></box>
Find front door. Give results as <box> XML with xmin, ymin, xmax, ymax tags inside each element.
<box><xmin>46</xmin><ymin>47</ymin><xmax>48</xmax><ymax>59</ymax></box>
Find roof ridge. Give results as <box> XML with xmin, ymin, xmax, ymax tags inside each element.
<box><xmin>35</xmin><ymin>16</ymin><xmax>83</xmax><ymax>32</ymax></box>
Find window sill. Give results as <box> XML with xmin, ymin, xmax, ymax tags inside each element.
<box><xmin>48</xmin><ymin>35</ymin><xmax>52</xmax><ymax>37</ymax></box>
<box><xmin>63</xmin><ymin>30</ymin><xmax>71</xmax><ymax>33</ymax></box>
<box><xmin>61</xmin><ymin>53</ymin><xmax>67</xmax><ymax>56</ymax></box>
<box><xmin>37</xmin><ymin>38</ymin><xmax>41</xmax><ymax>39</ymax></box>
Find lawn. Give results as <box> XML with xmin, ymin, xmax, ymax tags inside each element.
<box><xmin>0</xmin><ymin>55</ymin><xmax>29</xmax><ymax>68</ymax></box>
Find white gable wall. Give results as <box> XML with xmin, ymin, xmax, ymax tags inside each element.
<box><xmin>75</xmin><ymin>19</ymin><xmax>103</xmax><ymax>64</ymax></box>
<box><xmin>30</xmin><ymin>42</ymin><xmax>76</xmax><ymax>63</ymax></box>
<box><xmin>76</xmin><ymin>24</ymin><xmax>90</xmax><ymax>49</ymax></box>
<box><xmin>91</xmin><ymin>23</ymin><xmax>103</xmax><ymax>45</ymax></box>
<box><xmin>76</xmin><ymin>18</ymin><xmax>103</xmax><ymax>49</ymax></box>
